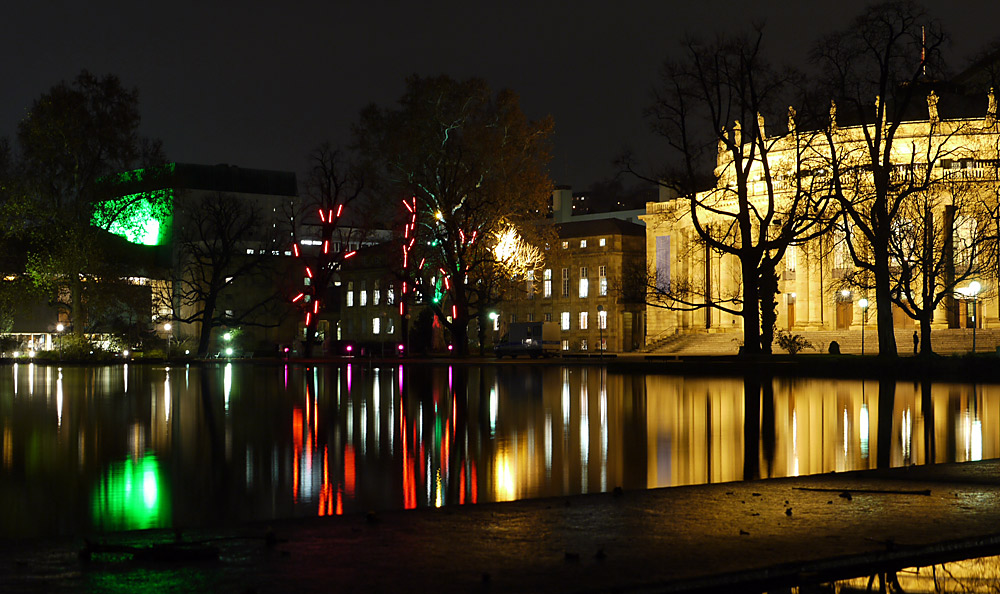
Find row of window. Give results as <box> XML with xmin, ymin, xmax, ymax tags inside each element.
<box><xmin>494</xmin><ymin>309</ymin><xmax>608</xmax><ymax>330</ymax></box>
<box><xmin>561</xmin><ymin>238</ymin><xmax>607</xmax><ymax>249</ymax></box>
<box><xmin>346</xmin><ymin>280</ymin><xmax>394</xmax><ymax>307</ymax></box>
<box><xmin>534</xmin><ymin>266</ymin><xmax>608</xmax><ymax>299</ymax></box>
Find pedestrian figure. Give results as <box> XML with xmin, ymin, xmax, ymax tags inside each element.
<box><xmin>913</xmin><ymin>330</ymin><xmax>919</xmax><ymax>355</ymax></box>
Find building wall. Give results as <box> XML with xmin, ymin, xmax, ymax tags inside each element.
<box><xmin>642</xmin><ymin>112</ymin><xmax>1000</xmax><ymax>343</ymax></box>
<box><xmin>501</xmin><ymin>225</ymin><xmax>646</xmax><ymax>353</ymax></box>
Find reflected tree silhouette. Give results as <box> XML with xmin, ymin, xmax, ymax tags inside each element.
<box><xmin>877</xmin><ymin>377</ymin><xmax>896</xmax><ymax>469</ymax></box>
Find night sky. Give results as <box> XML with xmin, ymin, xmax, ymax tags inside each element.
<box><xmin>2</xmin><ymin>1</ymin><xmax>998</xmax><ymax>191</ymax></box>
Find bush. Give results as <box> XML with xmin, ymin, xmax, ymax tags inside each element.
<box><xmin>776</xmin><ymin>330</ymin><xmax>813</xmax><ymax>355</ymax></box>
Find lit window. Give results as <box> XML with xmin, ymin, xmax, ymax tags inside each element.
<box><xmin>579</xmin><ymin>278</ymin><xmax>588</xmax><ymax>299</ymax></box>
<box><xmin>386</xmin><ymin>284</ymin><xmax>394</xmax><ymax>305</ymax></box>
<box><xmin>581</xmin><ymin>339</ymin><xmax>588</xmax><ymax>351</ymax></box>
<box><xmin>373</xmin><ymin>317</ymin><xmax>381</xmax><ymax>334</ymax></box>
<box><xmin>561</xmin><ymin>311</ymin><xmax>570</xmax><ymax>330</ymax></box>
<box><xmin>562</xmin><ymin>339</ymin><xmax>569</xmax><ymax>351</ymax></box>
<box><xmin>544</xmin><ymin>313</ymin><xmax>552</xmax><ymax>322</ymax></box>
<box><xmin>562</xmin><ymin>241</ymin><xmax>569</xmax><ymax>249</ymax></box>
<box><xmin>347</xmin><ymin>282</ymin><xmax>354</xmax><ymax>307</ymax></box>
<box><xmin>599</xmin><ymin>238</ymin><xmax>606</xmax><ymax>247</ymax></box>
<box><xmin>580</xmin><ymin>239</ymin><xmax>587</xmax><ymax>248</ymax></box>
<box><xmin>493</xmin><ymin>316</ymin><xmax>500</xmax><ymax>331</ymax></box>
<box><xmin>786</xmin><ymin>246</ymin><xmax>797</xmax><ymax>273</ymax></box>
<box><xmin>598</xmin><ymin>310</ymin><xmax>607</xmax><ymax>329</ymax></box>
<box><xmin>561</xmin><ymin>268</ymin><xmax>569</xmax><ymax>297</ymax></box>
<box><xmin>304</xmin><ymin>277</ymin><xmax>311</xmax><ymax>286</ymax></box>
<box><xmin>360</xmin><ymin>281</ymin><xmax>368</xmax><ymax>306</ymax></box>
<box><xmin>579</xmin><ymin>311</ymin><xmax>588</xmax><ymax>330</ymax></box>
<box><xmin>599</xmin><ymin>265</ymin><xmax>607</xmax><ymax>296</ymax></box>
<box><xmin>246</xmin><ymin>248</ymin><xmax>255</xmax><ymax>255</ymax></box>
<box><xmin>373</xmin><ymin>280</ymin><xmax>381</xmax><ymax>305</ymax></box>
<box><xmin>543</xmin><ymin>269</ymin><xmax>552</xmax><ymax>298</ymax></box>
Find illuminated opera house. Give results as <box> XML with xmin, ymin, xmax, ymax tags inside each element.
<box><xmin>642</xmin><ymin>89</ymin><xmax>1000</xmax><ymax>351</ymax></box>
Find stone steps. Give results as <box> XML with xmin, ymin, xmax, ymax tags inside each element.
<box><xmin>646</xmin><ymin>328</ymin><xmax>1000</xmax><ymax>356</ymax></box>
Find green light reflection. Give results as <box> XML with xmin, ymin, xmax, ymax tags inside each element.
<box><xmin>92</xmin><ymin>453</ymin><xmax>171</xmax><ymax>532</ymax></box>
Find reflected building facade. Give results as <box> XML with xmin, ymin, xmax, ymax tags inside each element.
<box><xmin>1</xmin><ymin>364</ymin><xmax>998</xmax><ymax>538</ymax></box>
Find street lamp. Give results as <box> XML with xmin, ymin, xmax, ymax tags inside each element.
<box><xmin>164</xmin><ymin>322</ymin><xmax>172</xmax><ymax>359</ymax></box>
<box><xmin>597</xmin><ymin>305</ymin><xmax>605</xmax><ymax>359</ymax></box>
<box><xmin>857</xmin><ymin>298</ymin><xmax>869</xmax><ymax>355</ymax></box>
<box><xmin>969</xmin><ymin>281</ymin><xmax>981</xmax><ymax>354</ymax></box>
<box><xmin>56</xmin><ymin>323</ymin><xmax>64</xmax><ymax>359</ymax></box>
<box><xmin>223</xmin><ymin>331</ymin><xmax>233</xmax><ymax>358</ymax></box>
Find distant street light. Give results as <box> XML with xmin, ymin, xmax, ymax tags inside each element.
<box><xmin>858</xmin><ymin>298</ymin><xmax>869</xmax><ymax>355</ymax></box>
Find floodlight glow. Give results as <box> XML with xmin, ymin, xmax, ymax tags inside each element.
<box><xmin>858</xmin><ymin>298</ymin><xmax>869</xmax><ymax>309</ymax></box>
<box><xmin>970</xmin><ymin>281</ymin><xmax>982</xmax><ymax>296</ymax></box>
<box><xmin>223</xmin><ymin>332</ymin><xmax>232</xmax><ymax>341</ymax></box>
<box><xmin>225</xmin><ymin>347</ymin><xmax>233</xmax><ymax>356</ymax></box>
<box><xmin>56</xmin><ymin>323</ymin><xmax>64</xmax><ymax>332</ymax></box>
<box><xmin>841</xmin><ymin>289</ymin><xmax>851</xmax><ymax>297</ymax></box>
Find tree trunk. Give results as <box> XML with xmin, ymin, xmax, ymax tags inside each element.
<box><xmin>197</xmin><ymin>296</ymin><xmax>217</xmax><ymax>357</ymax></box>
<box><xmin>919</xmin><ymin>315</ymin><xmax>933</xmax><ymax>356</ymax></box>
<box><xmin>872</xmin><ymin>249</ymin><xmax>897</xmax><ymax>358</ymax></box>
<box><xmin>759</xmin><ymin>264</ymin><xmax>779</xmax><ymax>355</ymax></box>
<box><xmin>741</xmin><ymin>262</ymin><xmax>761</xmax><ymax>356</ymax></box>
<box><xmin>303</xmin><ymin>316</ymin><xmax>318</xmax><ymax>358</ymax></box>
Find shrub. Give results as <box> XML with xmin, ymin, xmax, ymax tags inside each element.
<box><xmin>776</xmin><ymin>330</ymin><xmax>813</xmax><ymax>355</ymax></box>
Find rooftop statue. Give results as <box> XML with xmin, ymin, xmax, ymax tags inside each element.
<box><xmin>829</xmin><ymin>100</ymin><xmax>837</xmax><ymax>131</ymax></box>
<box><xmin>733</xmin><ymin>120</ymin><xmax>741</xmax><ymax>146</ymax></box>
<box><xmin>927</xmin><ymin>91</ymin><xmax>939</xmax><ymax>123</ymax></box>
<box><xmin>989</xmin><ymin>88</ymin><xmax>997</xmax><ymax>125</ymax></box>
<box><xmin>787</xmin><ymin>106</ymin><xmax>796</xmax><ymax>134</ymax></box>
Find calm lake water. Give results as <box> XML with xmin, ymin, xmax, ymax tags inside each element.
<box><xmin>0</xmin><ymin>362</ymin><xmax>993</xmax><ymax>539</ymax></box>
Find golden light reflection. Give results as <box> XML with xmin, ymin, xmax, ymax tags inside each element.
<box><xmin>493</xmin><ymin>445</ymin><xmax>516</xmax><ymax>502</ymax></box>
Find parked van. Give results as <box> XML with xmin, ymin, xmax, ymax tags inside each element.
<box><xmin>494</xmin><ymin>322</ymin><xmax>559</xmax><ymax>358</ymax></box>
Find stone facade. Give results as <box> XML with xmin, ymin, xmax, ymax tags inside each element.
<box><xmin>642</xmin><ymin>101</ymin><xmax>1000</xmax><ymax>344</ymax></box>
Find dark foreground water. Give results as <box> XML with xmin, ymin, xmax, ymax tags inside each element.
<box><xmin>0</xmin><ymin>362</ymin><xmax>994</xmax><ymax>539</ymax></box>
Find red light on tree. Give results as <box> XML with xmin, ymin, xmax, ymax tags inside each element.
<box><xmin>344</xmin><ymin>251</ymin><xmax>357</xmax><ymax>259</ymax></box>
<box><xmin>292</xmin><ymin>292</ymin><xmax>305</xmax><ymax>303</ymax></box>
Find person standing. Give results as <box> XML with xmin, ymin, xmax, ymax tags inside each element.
<box><xmin>912</xmin><ymin>330</ymin><xmax>919</xmax><ymax>355</ymax></box>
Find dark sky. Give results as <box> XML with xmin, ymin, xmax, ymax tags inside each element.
<box><xmin>2</xmin><ymin>1</ymin><xmax>998</xmax><ymax>191</ymax></box>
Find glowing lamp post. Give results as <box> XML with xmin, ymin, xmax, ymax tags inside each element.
<box><xmin>857</xmin><ymin>298</ymin><xmax>868</xmax><ymax>355</ymax></box>
<box><xmin>969</xmin><ymin>281</ymin><xmax>981</xmax><ymax>354</ymax></box>
<box><xmin>56</xmin><ymin>323</ymin><xmax>64</xmax><ymax>359</ymax></box>
<box><xmin>223</xmin><ymin>332</ymin><xmax>233</xmax><ymax>358</ymax></box>
<box><xmin>163</xmin><ymin>323</ymin><xmax>172</xmax><ymax>359</ymax></box>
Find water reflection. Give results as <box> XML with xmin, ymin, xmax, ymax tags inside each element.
<box><xmin>0</xmin><ymin>364</ymin><xmax>997</xmax><ymax>539</ymax></box>
<box><xmin>832</xmin><ymin>553</ymin><xmax>1000</xmax><ymax>592</ymax></box>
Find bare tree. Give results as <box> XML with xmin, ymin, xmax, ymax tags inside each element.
<box><xmin>812</xmin><ymin>0</ymin><xmax>948</xmax><ymax>358</ymax></box>
<box><xmin>887</xmin><ymin>153</ymin><xmax>1000</xmax><ymax>354</ymax></box>
<box><xmin>171</xmin><ymin>192</ymin><xmax>285</xmax><ymax>356</ymax></box>
<box><xmin>633</xmin><ymin>29</ymin><xmax>835</xmax><ymax>355</ymax></box>
<box><xmin>290</xmin><ymin>143</ymin><xmax>367</xmax><ymax>357</ymax></box>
